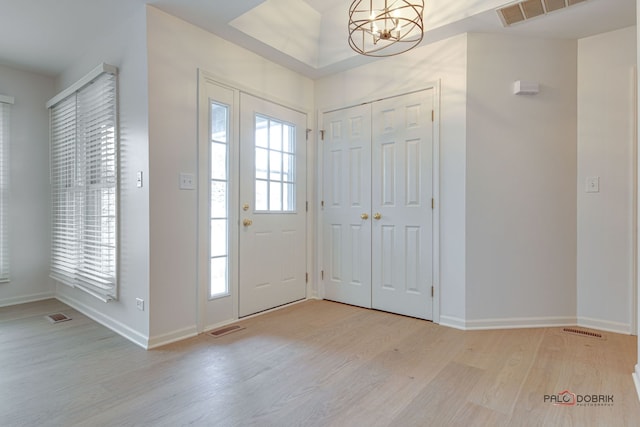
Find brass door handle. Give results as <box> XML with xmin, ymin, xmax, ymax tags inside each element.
<box><xmin>242</xmin><ymin>219</ymin><xmax>253</xmax><ymax>227</ymax></box>
<box><xmin>373</xmin><ymin>213</ymin><xmax>382</xmax><ymax>220</ymax></box>
<box><xmin>361</xmin><ymin>213</ymin><xmax>369</xmax><ymax>220</ymax></box>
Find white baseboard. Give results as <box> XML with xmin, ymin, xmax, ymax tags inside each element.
<box><xmin>463</xmin><ymin>316</ymin><xmax>577</xmax><ymax>330</ymax></box>
<box><xmin>439</xmin><ymin>315</ymin><xmax>466</xmax><ymax>330</ymax></box>
<box><xmin>577</xmin><ymin>317</ymin><xmax>632</xmax><ymax>335</ymax></box>
<box><xmin>0</xmin><ymin>292</ymin><xmax>55</xmax><ymax>307</ymax></box>
<box><xmin>147</xmin><ymin>326</ymin><xmax>198</xmax><ymax>349</ymax></box>
<box><xmin>633</xmin><ymin>365</ymin><xmax>640</xmax><ymax>402</ymax></box>
<box><xmin>439</xmin><ymin>315</ymin><xmax>577</xmax><ymax>331</ymax></box>
<box><xmin>56</xmin><ymin>294</ymin><xmax>149</xmax><ymax>349</ymax></box>
<box><xmin>437</xmin><ymin>314</ymin><xmax>631</xmax><ymax>335</ymax></box>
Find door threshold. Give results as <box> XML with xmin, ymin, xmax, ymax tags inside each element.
<box><xmin>239</xmin><ymin>298</ymin><xmax>308</xmax><ymax>320</ymax></box>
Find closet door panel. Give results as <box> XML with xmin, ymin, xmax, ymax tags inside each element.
<box><xmin>371</xmin><ymin>90</ymin><xmax>434</xmax><ymax>320</ymax></box>
<box><xmin>322</xmin><ymin>104</ymin><xmax>372</xmax><ymax>308</ymax></box>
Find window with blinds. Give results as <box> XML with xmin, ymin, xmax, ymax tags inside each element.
<box><xmin>0</xmin><ymin>96</ymin><xmax>12</xmax><ymax>283</ymax></box>
<box><xmin>49</xmin><ymin>66</ymin><xmax>118</xmax><ymax>301</ymax></box>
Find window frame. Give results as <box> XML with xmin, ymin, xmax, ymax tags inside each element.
<box><xmin>0</xmin><ymin>95</ymin><xmax>13</xmax><ymax>283</ymax></box>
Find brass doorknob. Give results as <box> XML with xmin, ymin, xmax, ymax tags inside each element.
<box><xmin>242</xmin><ymin>219</ymin><xmax>253</xmax><ymax>227</ymax></box>
<box><xmin>373</xmin><ymin>213</ymin><xmax>382</xmax><ymax>220</ymax></box>
<box><xmin>361</xmin><ymin>213</ymin><xmax>369</xmax><ymax>220</ymax></box>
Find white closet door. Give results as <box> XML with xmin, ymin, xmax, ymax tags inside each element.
<box><xmin>238</xmin><ymin>93</ymin><xmax>307</xmax><ymax>317</ymax></box>
<box><xmin>371</xmin><ymin>90</ymin><xmax>434</xmax><ymax>319</ymax></box>
<box><xmin>322</xmin><ymin>104</ymin><xmax>372</xmax><ymax>308</ymax></box>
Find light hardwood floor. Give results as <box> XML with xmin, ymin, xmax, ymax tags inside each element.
<box><xmin>1</xmin><ymin>299</ymin><xmax>638</xmax><ymax>426</ymax></box>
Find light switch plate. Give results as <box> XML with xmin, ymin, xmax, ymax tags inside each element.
<box><xmin>585</xmin><ymin>176</ymin><xmax>600</xmax><ymax>193</ymax></box>
<box><xmin>179</xmin><ymin>172</ymin><xmax>196</xmax><ymax>190</ymax></box>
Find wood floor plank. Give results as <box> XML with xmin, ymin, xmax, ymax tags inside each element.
<box><xmin>508</xmin><ymin>328</ymin><xmax>640</xmax><ymax>426</ymax></box>
<box><xmin>389</xmin><ymin>361</ymin><xmax>486</xmax><ymax>426</ymax></box>
<box><xmin>328</xmin><ymin>321</ymin><xmax>466</xmax><ymax>426</ymax></box>
<box><xmin>0</xmin><ymin>299</ymin><xmax>638</xmax><ymax>426</ymax></box>
<box><xmin>466</xmin><ymin>328</ymin><xmax>546</xmax><ymax>415</ymax></box>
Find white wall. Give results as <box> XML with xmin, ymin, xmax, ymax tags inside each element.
<box><xmin>0</xmin><ymin>65</ymin><xmax>55</xmax><ymax>306</ymax></box>
<box><xmin>577</xmin><ymin>26</ymin><xmax>637</xmax><ymax>334</ymax></box>
<box><xmin>146</xmin><ymin>6</ymin><xmax>315</xmax><ymax>344</ymax></box>
<box><xmin>315</xmin><ymin>34</ymin><xmax>469</xmax><ymax>325</ymax></box>
<box><xmin>465</xmin><ymin>33</ymin><xmax>578</xmax><ymax>327</ymax></box>
<box><xmin>54</xmin><ymin>6</ymin><xmax>150</xmax><ymax>346</ymax></box>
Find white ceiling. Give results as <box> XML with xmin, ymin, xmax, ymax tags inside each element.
<box><xmin>0</xmin><ymin>0</ymin><xmax>635</xmax><ymax>79</ymax></box>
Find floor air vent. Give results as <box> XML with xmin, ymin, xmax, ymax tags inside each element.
<box><xmin>562</xmin><ymin>327</ymin><xmax>604</xmax><ymax>339</ymax></box>
<box><xmin>208</xmin><ymin>325</ymin><xmax>245</xmax><ymax>338</ymax></box>
<box><xmin>45</xmin><ymin>313</ymin><xmax>72</xmax><ymax>323</ymax></box>
<box><xmin>497</xmin><ymin>0</ymin><xmax>587</xmax><ymax>27</ymax></box>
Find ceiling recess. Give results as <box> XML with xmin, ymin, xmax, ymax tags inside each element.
<box><xmin>497</xmin><ymin>0</ymin><xmax>588</xmax><ymax>26</ymax></box>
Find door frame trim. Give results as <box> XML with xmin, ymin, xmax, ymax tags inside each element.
<box><xmin>196</xmin><ymin>73</ymin><xmax>240</xmax><ymax>333</ymax></box>
<box><xmin>196</xmin><ymin>69</ymin><xmax>313</xmax><ymax>332</ymax></box>
<box><xmin>317</xmin><ymin>81</ymin><xmax>442</xmax><ymax>323</ymax></box>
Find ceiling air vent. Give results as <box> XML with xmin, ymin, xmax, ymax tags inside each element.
<box><xmin>500</xmin><ymin>4</ymin><xmax>526</xmax><ymax>25</ymax></box>
<box><xmin>497</xmin><ymin>0</ymin><xmax>589</xmax><ymax>27</ymax></box>
<box><xmin>544</xmin><ymin>0</ymin><xmax>566</xmax><ymax>12</ymax></box>
<box><xmin>521</xmin><ymin>0</ymin><xmax>545</xmax><ymax>19</ymax></box>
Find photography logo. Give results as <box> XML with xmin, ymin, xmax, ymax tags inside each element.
<box><xmin>544</xmin><ymin>390</ymin><xmax>614</xmax><ymax>407</ymax></box>
<box><xmin>545</xmin><ymin>390</ymin><xmax>576</xmax><ymax>406</ymax></box>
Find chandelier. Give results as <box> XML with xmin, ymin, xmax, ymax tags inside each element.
<box><xmin>348</xmin><ymin>0</ymin><xmax>425</xmax><ymax>57</ymax></box>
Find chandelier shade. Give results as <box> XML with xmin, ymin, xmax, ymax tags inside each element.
<box><xmin>348</xmin><ymin>0</ymin><xmax>425</xmax><ymax>57</ymax></box>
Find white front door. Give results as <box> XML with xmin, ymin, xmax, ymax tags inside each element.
<box><xmin>238</xmin><ymin>93</ymin><xmax>307</xmax><ymax>317</ymax></box>
<box><xmin>371</xmin><ymin>90</ymin><xmax>434</xmax><ymax>319</ymax></box>
<box><xmin>322</xmin><ymin>104</ymin><xmax>372</xmax><ymax>308</ymax></box>
<box><xmin>321</xmin><ymin>89</ymin><xmax>435</xmax><ymax>320</ymax></box>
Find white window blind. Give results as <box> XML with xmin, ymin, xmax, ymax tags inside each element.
<box><xmin>0</xmin><ymin>96</ymin><xmax>12</xmax><ymax>283</ymax></box>
<box><xmin>49</xmin><ymin>67</ymin><xmax>118</xmax><ymax>301</ymax></box>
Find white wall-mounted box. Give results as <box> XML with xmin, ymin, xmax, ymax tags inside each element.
<box><xmin>513</xmin><ymin>80</ymin><xmax>539</xmax><ymax>95</ymax></box>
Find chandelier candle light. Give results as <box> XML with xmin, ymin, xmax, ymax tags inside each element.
<box><xmin>348</xmin><ymin>0</ymin><xmax>425</xmax><ymax>57</ymax></box>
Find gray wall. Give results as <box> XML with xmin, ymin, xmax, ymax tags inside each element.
<box><xmin>0</xmin><ymin>64</ymin><xmax>54</xmax><ymax>307</ymax></box>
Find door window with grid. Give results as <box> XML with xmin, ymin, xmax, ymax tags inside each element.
<box><xmin>254</xmin><ymin>115</ymin><xmax>296</xmax><ymax>212</ymax></box>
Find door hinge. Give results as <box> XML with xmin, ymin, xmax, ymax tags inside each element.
<box><xmin>431</xmin><ymin>286</ymin><xmax>434</xmax><ymax>298</ymax></box>
<box><xmin>306</xmin><ymin>273</ymin><xmax>309</xmax><ymax>283</ymax></box>
<box><xmin>320</xmin><ymin>130</ymin><xmax>325</xmax><ymax>140</ymax></box>
<box><xmin>306</xmin><ymin>201</ymin><xmax>309</xmax><ymax>212</ymax></box>
<box><xmin>306</xmin><ymin>128</ymin><xmax>312</xmax><ymax>141</ymax></box>
<box><xmin>431</xmin><ymin>198</ymin><xmax>434</xmax><ymax>209</ymax></box>
<box><xmin>321</xmin><ymin>200</ymin><xmax>325</xmax><ymax>209</ymax></box>
<box><xmin>431</xmin><ymin>110</ymin><xmax>434</xmax><ymax>122</ymax></box>
<box><xmin>321</xmin><ymin>270</ymin><xmax>324</xmax><ymax>280</ymax></box>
